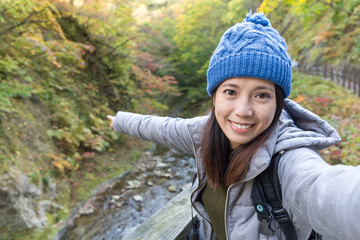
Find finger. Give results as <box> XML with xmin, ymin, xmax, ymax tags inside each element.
<box><xmin>106</xmin><ymin>115</ymin><xmax>115</xmax><ymax>129</ymax></box>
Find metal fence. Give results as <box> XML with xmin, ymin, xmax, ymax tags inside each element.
<box><xmin>297</xmin><ymin>63</ymin><xmax>360</xmax><ymax>97</ymax></box>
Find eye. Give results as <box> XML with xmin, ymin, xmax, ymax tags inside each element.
<box><xmin>224</xmin><ymin>89</ymin><xmax>236</xmax><ymax>96</ymax></box>
<box><xmin>255</xmin><ymin>92</ymin><xmax>271</xmax><ymax>99</ymax></box>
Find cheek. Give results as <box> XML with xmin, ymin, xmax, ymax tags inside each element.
<box><xmin>263</xmin><ymin>105</ymin><xmax>277</xmax><ymax>126</ymax></box>
<box><xmin>214</xmin><ymin>107</ymin><xmax>230</xmax><ymax>131</ymax></box>
<box><xmin>214</xmin><ymin>104</ymin><xmax>231</xmax><ymax>119</ymax></box>
<box><xmin>214</xmin><ymin>108</ymin><xmax>222</xmax><ymax>123</ymax></box>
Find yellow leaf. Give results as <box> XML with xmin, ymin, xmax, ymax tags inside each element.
<box><xmin>52</xmin><ymin>160</ymin><xmax>72</xmax><ymax>173</ymax></box>
<box><xmin>74</xmin><ymin>164</ymin><xmax>80</xmax><ymax>171</ymax></box>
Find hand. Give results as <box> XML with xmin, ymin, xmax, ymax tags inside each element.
<box><xmin>107</xmin><ymin>115</ymin><xmax>115</xmax><ymax>130</ymax></box>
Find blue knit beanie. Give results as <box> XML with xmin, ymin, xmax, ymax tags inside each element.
<box><xmin>207</xmin><ymin>12</ymin><xmax>292</xmax><ymax>98</ymax></box>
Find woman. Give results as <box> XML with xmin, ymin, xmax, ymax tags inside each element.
<box><xmin>107</xmin><ymin>12</ymin><xmax>360</xmax><ymax>240</ymax></box>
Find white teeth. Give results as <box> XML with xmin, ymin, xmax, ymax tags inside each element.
<box><xmin>231</xmin><ymin>121</ymin><xmax>252</xmax><ymax>129</ymax></box>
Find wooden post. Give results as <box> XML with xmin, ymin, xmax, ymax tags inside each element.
<box><xmin>338</xmin><ymin>70</ymin><xmax>343</xmax><ymax>87</ymax></box>
<box><xmin>122</xmin><ymin>183</ymin><xmax>193</xmax><ymax>240</ymax></box>
<box><xmin>349</xmin><ymin>70</ymin><xmax>354</xmax><ymax>93</ymax></box>
<box><xmin>354</xmin><ymin>70</ymin><xmax>360</xmax><ymax>97</ymax></box>
<box><xmin>342</xmin><ymin>68</ymin><xmax>347</xmax><ymax>88</ymax></box>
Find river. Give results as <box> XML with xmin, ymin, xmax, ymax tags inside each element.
<box><xmin>56</xmin><ymin>145</ymin><xmax>196</xmax><ymax>240</ymax></box>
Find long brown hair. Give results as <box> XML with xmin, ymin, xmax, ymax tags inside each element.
<box><xmin>200</xmin><ymin>84</ymin><xmax>284</xmax><ymax>188</ymax></box>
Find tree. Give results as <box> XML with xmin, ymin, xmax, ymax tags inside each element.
<box><xmin>170</xmin><ymin>0</ymin><xmax>228</xmax><ymax>108</ymax></box>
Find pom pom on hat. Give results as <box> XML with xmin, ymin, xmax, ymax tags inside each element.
<box><xmin>206</xmin><ymin>12</ymin><xmax>292</xmax><ymax>98</ymax></box>
<box><xmin>243</xmin><ymin>12</ymin><xmax>270</xmax><ymax>26</ymax></box>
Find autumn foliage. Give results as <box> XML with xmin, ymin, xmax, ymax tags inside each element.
<box><xmin>0</xmin><ymin>0</ymin><xmax>179</xmax><ymax>172</ymax></box>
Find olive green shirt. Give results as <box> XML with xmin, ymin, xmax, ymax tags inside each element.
<box><xmin>201</xmin><ymin>183</ymin><xmax>228</xmax><ymax>240</ymax></box>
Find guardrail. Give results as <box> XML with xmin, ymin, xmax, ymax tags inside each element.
<box><xmin>122</xmin><ymin>183</ymin><xmax>193</xmax><ymax>240</ymax></box>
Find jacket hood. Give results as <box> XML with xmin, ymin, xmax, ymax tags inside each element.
<box><xmin>275</xmin><ymin>99</ymin><xmax>341</xmax><ymax>153</ymax></box>
<box><xmin>242</xmin><ymin>99</ymin><xmax>341</xmax><ymax>181</ymax></box>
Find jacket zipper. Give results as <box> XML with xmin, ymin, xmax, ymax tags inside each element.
<box><xmin>186</xmin><ymin>124</ymin><xmax>214</xmax><ymax>239</ymax></box>
<box><xmin>224</xmin><ymin>185</ymin><xmax>231</xmax><ymax>240</ymax></box>
<box><xmin>224</xmin><ymin>163</ymin><xmax>271</xmax><ymax>240</ymax></box>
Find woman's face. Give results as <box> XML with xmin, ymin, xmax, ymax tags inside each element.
<box><xmin>213</xmin><ymin>77</ymin><xmax>277</xmax><ymax>150</ymax></box>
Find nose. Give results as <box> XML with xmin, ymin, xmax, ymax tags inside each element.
<box><xmin>234</xmin><ymin>98</ymin><xmax>253</xmax><ymax>117</ymax></box>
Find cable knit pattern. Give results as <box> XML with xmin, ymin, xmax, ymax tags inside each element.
<box><xmin>207</xmin><ymin>12</ymin><xmax>292</xmax><ymax>97</ymax></box>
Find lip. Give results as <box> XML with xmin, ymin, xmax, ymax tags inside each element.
<box><xmin>228</xmin><ymin>120</ymin><xmax>254</xmax><ymax>133</ymax></box>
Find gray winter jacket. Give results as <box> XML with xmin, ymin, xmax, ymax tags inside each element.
<box><xmin>113</xmin><ymin>99</ymin><xmax>360</xmax><ymax>240</ymax></box>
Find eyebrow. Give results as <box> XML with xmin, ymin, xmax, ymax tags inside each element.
<box><xmin>220</xmin><ymin>84</ymin><xmax>275</xmax><ymax>92</ymax></box>
<box><xmin>220</xmin><ymin>83</ymin><xmax>240</xmax><ymax>89</ymax></box>
<box><xmin>254</xmin><ymin>86</ymin><xmax>275</xmax><ymax>92</ymax></box>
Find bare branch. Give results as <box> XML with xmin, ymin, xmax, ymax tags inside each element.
<box><xmin>94</xmin><ymin>37</ymin><xmax>136</xmax><ymax>52</ymax></box>
<box><xmin>0</xmin><ymin>8</ymin><xmax>48</xmax><ymax>36</ymax></box>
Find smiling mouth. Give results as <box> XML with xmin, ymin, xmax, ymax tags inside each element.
<box><xmin>229</xmin><ymin>120</ymin><xmax>253</xmax><ymax>130</ymax></box>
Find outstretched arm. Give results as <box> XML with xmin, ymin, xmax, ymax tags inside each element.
<box><xmin>280</xmin><ymin>148</ymin><xmax>360</xmax><ymax>239</ymax></box>
<box><xmin>107</xmin><ymin>112</ymin><xmax>208</xmax><ymax>154</ymax></box>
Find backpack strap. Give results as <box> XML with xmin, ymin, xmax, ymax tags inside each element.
<box><xmin>251</xmin><ymin>150</ymin><xmax>298</xmax><ymax>240</ymax></box>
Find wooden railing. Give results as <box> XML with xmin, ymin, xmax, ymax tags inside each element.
<box><xmin>297</xmin><ymin>62</ymin><xmax>360</xmax><ymax>97</ymax></box>
<box><xmin>122</xmin><ymin>183</ymin><xmax>193</xmax><ymax>240</ymax></box>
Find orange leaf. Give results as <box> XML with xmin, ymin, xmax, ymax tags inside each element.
<box><xmin>294</xmin><ymin>95</ymin><xmax>305</xmax><ymax>103</ymax></box>
<box><xmin>52</xmin><ymin>160</ymin><xmax>72</xmax><ymax>173</ymax></box>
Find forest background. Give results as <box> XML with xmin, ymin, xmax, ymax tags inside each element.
<box><xmin>0</xmin><ymin>0</ymin><xmax>360</xmax><ymax>239</ymax></box>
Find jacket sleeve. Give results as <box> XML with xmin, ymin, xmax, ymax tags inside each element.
<box><xmin>112</xmin><ymin>111</ymin><xmax>208</xmax><ymax>154</ymax></box>
<box><xmin>279</xmin><ymin>147</ymin><xmax>360</xmax><ymax>239</ymax></box>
